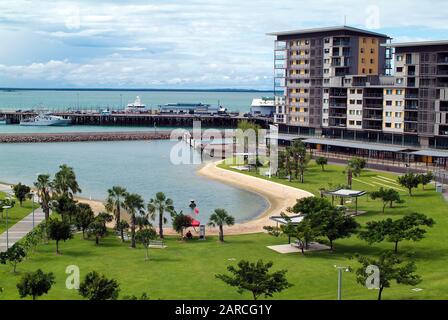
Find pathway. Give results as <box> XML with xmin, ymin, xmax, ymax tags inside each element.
<box><xmin>0</xmin><ymin>184</ymin><xmax>45</xmax><ymax>252</ymax></box>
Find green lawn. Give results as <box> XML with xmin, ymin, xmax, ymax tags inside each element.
<box><xmin>0</xmin><ymin>192</ymin><xmax>37</xmax><ymax>234</ymax></box>
<box><xmin>0</xmin><ymin>163</ymin><xmax>447</xmax><ymax>300</ymax></box>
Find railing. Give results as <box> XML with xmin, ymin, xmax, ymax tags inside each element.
<box><xmin>405</xmin><ymin>94</ymin><xmax>419</xmax><ymax>99</ymax></box>
<box><xmin>364</xmin><ymin>104</ymin><xmax>383</xmax><ymax>109</ymax></box>
<box><xmin>329</xmin><ymin>103</ymin><xmax>347</xmax><ymax>108</ymax></box>
<box><xmin>364</xmin><ymin>93</ymin><xmax>383</xmax><ymax>98</ymax></box>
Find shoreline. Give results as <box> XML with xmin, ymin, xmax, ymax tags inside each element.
<box><xmin>0</xmin><ymin>161</ymin><xmax>313</xmax><ymax>235</ymax></box>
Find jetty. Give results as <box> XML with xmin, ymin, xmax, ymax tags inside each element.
<box><xmin>0</xmin><ymin>111</ymin><xmax>271</xmax><ymax>128</ymax></box>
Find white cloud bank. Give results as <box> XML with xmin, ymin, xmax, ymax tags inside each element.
<box><xmin>0</xmin><ymin>0</ymin><xmax>446</xmax><ymax>88</ymax></box>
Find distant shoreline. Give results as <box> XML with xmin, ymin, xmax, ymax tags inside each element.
<box><xmin>0</xmin><ymin>88</ymin><xmax>275</xmax><ymax>93</ymax></box>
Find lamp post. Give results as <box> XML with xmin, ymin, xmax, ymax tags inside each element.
<box><xmin>2</xmin><ymin>205</ymin><xmax>12</xmax><ymax>250</ymax></box>
<box><xmin>31</xmin><ymin>191</ymin><xmax>36</xmax><ymax>228</ymax></box>
<box><xmin>335</xmin><ymin>265</ymin><xmax>351</xmax><ymax>300</ymax></box>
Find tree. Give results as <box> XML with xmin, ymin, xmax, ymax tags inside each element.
<box><xmin>315</xmin><ymin>157</ymin><xmax>328</xmax><ymax>171</ymax></box>
<box><xmin>12</xmin><ymin>183</ymin><xmax>30</xmax><ymax>207</ymax></box>
<box><xmin>16</xmin><ymin>269</ymin><xmax>55</xmax><ymax>300</ymax></box>
<box><xmin>355</xmin><ymin>251</ymin><xmax>421</xmax><ymax>300</ymax></box>
<box><xmin>52</xmin><ymin>193</ymin><xmax>77</xmax><ymax>222</ymax></box>
<box><xmin>305</xmin><ymin>207</ymin><xmax>359</xmax><ymax>251</ymax></box>
<box><xmin>53</xmin><ymin>164</ymin><xmax>81</xmax><ymax>198</ymax></box>
<box><xmin>289</xmin><ymin>140</ymin><xmax>310</xmax><ymax>183</ymax></box>
<box><xmin>105</xmin><ymin>186</ymin><xmax>128</xmax><ymax>229</ymax></box>
<box><xmin>136</xmin><ymin>228</ymin><xmax>157</xmax><ymax>260</ymax></box>
<box><xmin>117</xmin><ymin>220</ymin><xmax>129</xmax><ymax>242</ymax></box>
<box><xmin>419</xmin><ymin>172</ymin><xmax>434</xmax><ymax>190</ymax></box>
<box><xmin>0</xmin><ymin>243</ymin><xmax>27</xmax><ymax>273</ymax></box>
<box><xmin>283</xmin><ymin>149</ymin><xmax>294</xmax><ymax>181</ymax></box>
<box><xmin>237</xmin><ymin>120</ymin><xmax>262</xmax><ymax>168</ymax></box>
<box><xmin>208</xmin><ymin>208</ymin><xmax>235</xmax><ymax>242</ymax></box>
<box><xmin>216</xmin><ymin>260</ymin><xmax>292</xmax><ymax>300</ymax></box>
<box><xmin>34</xmin><ymin>174</ymin><xmax>53</xmax><ymax>221</ymax></box>
<box><xmin>87</xmin><ymin>218</ymin><xmax>108</xmax><ymax>245</ymax></box>
<box><xmin>122</xmin><ymin>292</ymin><xmax>150</xmax><ymax>300</ymax></box>
<box><xmin>79</xmin><ymin>271</ymin><xmax>120</xmax><ymax>300</ymax></box>
<box><xmin>171</xmin><ymin>211</ymin><xmax>193</xmax><ymax>239</ymax></box>
<box><xmin>289</xmin><ymin>196</ymin><xmax>333</xmax><ymax>215</ymax></box>
<box><xmin>148</xmin><ymin>192</ymin><xmax>174</xmax><ymax>239</ymax></box>
<box><xmin>347</xmin><ymin>157</ymin><xmax>366</xmax><ymax>177</ymax></box>
<box><xmin>124</xmin><ymin>193</ymin><xmax>145</xmax><ymax>248</ymax></box>
<box><xmin>294</xmin><ymin>220</ymin><xmax>316</xmax><ymax>254</ymax></box>
<box><xmin>370</xmin><ymin>188</ymin><xmax>402</xmax><ymax>214</ymax></box>
<box><xmin>47</xmin><ymin>218</ymin><xmax>73</xmax><ymax>254</ymax></box>
<box><xmin>97</xmin><ymin>212</ymin><xmax>113</xmax><ymax>229</ymax></box>
<box><xmin>397</xmin><ymin>173</ymin><xmax>420</xmax><ymax>196</ymax></box>
<box><xmin>74</xmin><ymin>203</ymin><xmax>95</xmax><ymax>239</ymax></box>
<box><xmin>359</xmin><ymin>213</ymin><xmax>435</xmax><ymax>253</ymax></box>
<box><xmin>0</xmin><ymin>198</ymin><xmax>15</xmax><ymax>219</ymax></box>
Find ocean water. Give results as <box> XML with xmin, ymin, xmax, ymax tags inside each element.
<box><xmin>0</xmin><ymin>124</ymin><xmax>182</xmax><ymax>134</ymax></box>
<box><xmin>0</xmin><ymin>140</ymin><xmax>268</xmax><ymax>224</ymax></box>
<box><xmin>0</xmin><ymin>90</ymin><xmax>271</xmax><ymax>113</ymax></box>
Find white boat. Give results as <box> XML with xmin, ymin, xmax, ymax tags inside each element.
<box><xmin>125</xmin><ymin>96</ymin><xmax>149</xmax><ymax>113</ymax></box>
<box><xmin>20</xmin><ymin>114</ymin><xmax>71</xmax><ymax>126</ymax></box>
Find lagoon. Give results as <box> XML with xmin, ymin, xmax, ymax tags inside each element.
<box><xmin>0</xmin><ymin>140</ymin><xmax>268</xmax><ymax>223</ymax></box>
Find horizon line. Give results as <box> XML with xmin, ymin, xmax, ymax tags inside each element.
<box><xmin>0</xmin><ymin>87</ymin><xmax>275</xmax><ymax>93</ymax></box>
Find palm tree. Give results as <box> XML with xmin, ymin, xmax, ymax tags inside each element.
<box><xmin>34</xmin><ymin>174</ymin><xmax>53</xmax><ymax>221</ymax></box>
<box><xmin>123</xmin><ymin>193</ymin><xmax>145</xmax><ymax>248</ymax></box>
<box><xmin>208</xmin><ymin>208</ymin><xmax>235</xmax><ymax>242</ymax></box>
<box><xmin>147</xmin><ymin>192</ymin><xmax>174</xmax><ymax>239</ymax></box>
<box><xmin>53</xmin><ymin>164</ymin><xmax>81</xmax><ymax>198</ymax></box>
<box><xmin>105</xmin><ymin>186</ymin><xmax>127</xmax><ymax>229</ymax></box>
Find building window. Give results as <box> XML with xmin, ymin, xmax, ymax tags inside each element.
<box><xmin>386</xmin><ymin>89</ymin><xmax>393</xmax><ymax>95</ymax></box>
<box><xmin>356</xmin><ymin>121</ymin><xmax>362</xmax><ymax>126</ymax></box>
<box><xmin>395</xmin><ymin>112</ymin><xmax>402</xmax><ymax>117</ymax></box>
<box><xmin>349</xmin><ymin>120</ymin><xmax>355</xmax><ymax>125</ymax></box>
<box><xmin>395</xmin><ymin>123</ymin><xmax>402</xmax><ymax>129</ymax></box>
<box><xmin>362</xmin><ymin>68</ymin><xmax>366</xmax><ymax>73</ymax></box>
<box><xmin>385</xmin><ymin>122</ymin><xmax>392</xmax><ymax>128</ymax></box>
<box><xmin>357</xmin><ymin>100</ymin><xmax>362</xmax><ymax>104</ymax></box>
<box><xmin>397</xmin><ymin>55</ymin><xmax>403</xmax><ymax>61</ymax></box>
<box><xmin>386</xmin><ymin>101</ymin><xmax>393</xmax><ymax>106</ymax></box>
<box><xmin>357</xmin><ymin>89</ymin><xmax>363</xmax><ymax>94</ymax></box>
<box><xmin>396</xmin><ymin>67</ymin><xmax>403</xmax><ymax>73</ymax></box>
<box><xmin>396</xmin><ymin>78</ymin><xmax>404</xmax><ymax>84</ymax></box>
<box><xmin>350</xmin><ymin>99</ymin><xmax>356</xmax><ymax>104</ymax></box>
<box><xmin>369</xmin><ymin>69</ymin><xmax>373</xmax><ymax>74</ymax></box>
<box><xmin>396</xmin><ymin>101</ymin><xmax>402</xmax><ymax>107</ymax></box>
<box><xmin>324</xmin><ymin>38</ymin><xmax>330</xmax><ymax>44</ymax></box>
<box><xmin>370</xmin><ymin>59</ymin><xmax>374</xmax><ymax>64</ymax></box>
<box><xmin>370</xmin><ymin>48</ymin><xmax>375</xmax><ymax>53</ymax></box>
<box><xmin>360</xmin><ymin>48</ymin><xmax>365</xmax><ymax>53</ymax></box>
<box><xmin>350</xmin><ymin>89</ymin><xmax>356</xmax><ymax>94</ymax></box>
<box><xmin>324</xmin><ymin>48</ymin><xmax>330</xmax><ymax>54</ymax></box>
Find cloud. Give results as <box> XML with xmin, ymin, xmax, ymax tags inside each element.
<box><xmin>0</xmin><ymin>0</ymin><xmax>446</xmax><ymax>88</ymax></box>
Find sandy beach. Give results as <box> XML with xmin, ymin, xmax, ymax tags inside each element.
<box><xmin>0</xmin><ymin>162</ymin><xmax>313</xmax><ymax>236</ymax></box>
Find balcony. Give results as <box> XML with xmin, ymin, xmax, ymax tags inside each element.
<box><xmin>329</xmin><ymin>103</ymin><xmax>347</xmax><ymax>108</ymax></box>
<box><xmin>405</xmin><ymin>94</ymin><xmax>419</xmax><ymax>99</ymax></box>
<box><xmin>289</xmin><ymin>92</ymin><xmax>309</xmax><ymax>99</ymax></box>
<box><xmin>290</xmin><ymin>64</ymin><xmax>309</xmax><ymax>70</ymax></box>
<box><xmin>290</xmin><ymin>44</ymin><xmax>310</xmax><ymax>51</ymax></box>
<box><xmin>287</xmin><ymin>82</ymin><xmax>310</xmax><ymax>88</ymax></box>
<box><xmin>363</xmin><ymin>93</ymin><xmax>383</xmax><ymax>98</ymax></box>
<box><xmin>329</xmin><ymin>113</ymin><xmax>347</xmax><ymax>118</ymax></box>
<box><xmin>364</xmin><ymin>104</ymin><xmax>383</xmax><ymax>109</ymax></box>
<box><xmin>288</xmin><ymin>74</ymin><xmax>310</xmax><ymax>80</ymax></box>
<box><xmin>363</xmin><ymin>115</ymin><xmax>383</xmax><ymax>120</ymax></box>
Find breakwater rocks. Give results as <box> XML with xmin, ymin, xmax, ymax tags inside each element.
<box><xmin>0</xmin><ymin>131</ymin><xmax>172</xmax><ymax>143</ymax></box>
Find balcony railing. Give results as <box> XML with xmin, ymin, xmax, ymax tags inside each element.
<box><xmin>405</xmin><ymin>94</ymin><xmax>419</xmax><ymax>99</ymax></box>
<box><xmin>364</xmin><ymin>93</ymin><xmax>383</xmax><ymax>98</ymax></box>
<box><xmin>329</xmin><ymin>103</ymin><xmax>347</xmax><ymax>108</ymax></box>
<box><xmin>288</xmin><ymin>74</ymin><xmax>310</xmax><ymax>79</ymax></box>
<box><xmin>364</xmin><ymin>104</ymin><xmax>383</xmax><ymax>109</ymax></box>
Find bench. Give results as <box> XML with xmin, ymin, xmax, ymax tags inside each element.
<box><xmin>148</xmin><ymin>240</ymin><xmax>166</xmax><ymax>249</ymax></box>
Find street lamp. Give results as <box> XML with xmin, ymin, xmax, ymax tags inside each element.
<box><xmin>334</xmin><ymin>265</ymin><xmax>351</xmax><ymax>300</ymax></box>
<box><xmin>2</xmin><ymin>204</ymin><xmax>12</xmax><ymax>250</ymax></box>
<box><xmin>30</xmin><ymin>191</ymin><xmax>36</xmax><ymax>228</ymax></box>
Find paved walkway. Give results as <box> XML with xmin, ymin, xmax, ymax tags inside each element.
<box><xmin>0</xmin><ymin>184</ymin><xmax>45</xmax><ymax>252</ymax></box>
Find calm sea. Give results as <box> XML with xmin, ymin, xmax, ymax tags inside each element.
<box><xmin>0</xmin><ymin>140</ymin><xmax>268</xmax><ymax>224</ymax></box>
<box><xmin>0</xmin><ymin>89</ymin><xmax>271</xmax><ymax>113</ymax></box>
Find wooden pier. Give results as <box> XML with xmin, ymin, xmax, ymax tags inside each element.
<box><xmin>0</xmin><ymin>111</ymin><xmax>271</xmax><ymax>128</ymax></box>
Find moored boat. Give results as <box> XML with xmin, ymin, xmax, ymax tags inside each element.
<box><xmin>20</xmin><ymin>113</ymin><xmax>71</xmax><ymax>126</ymax></box>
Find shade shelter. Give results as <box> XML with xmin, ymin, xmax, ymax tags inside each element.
<box><xmin>269</xmin><ymin>215</ymin><xmax>304</xmax><ymax>226</ymax></box>
<box><xmin>322</xmin><ymin>189</ymin><xmax>366</xmax><ymax>215</ymax></box>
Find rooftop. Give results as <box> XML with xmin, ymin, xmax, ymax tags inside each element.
<box><xmin>266</xmin><ymin>25</ymin><xmax>391</xmax><ymax>39</ymax></box>
<box><xmin>383</xmin><ymin>40</ymin><xmax>448</xmax><ymax>48</ymax></box>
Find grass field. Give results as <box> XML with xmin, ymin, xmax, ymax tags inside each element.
<box><xmin>0</xmin><ymin>192</ymin><xmax>38</xmax><ymax>234</ymax></box>
<box><xmin>0</xmin><ymin>163</ymin><xmax>447</xmax><ymax>300</ymax></box>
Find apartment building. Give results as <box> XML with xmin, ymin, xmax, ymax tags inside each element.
<box><xmin>268</xmin><ymin>26</ymin><xmax>448</xmax><ymax>149</ymax></box>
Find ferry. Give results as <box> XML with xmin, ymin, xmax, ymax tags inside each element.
<box><xmin>158</xmin><ymin>102</ymin><xmax>227</xmax><ymax>115</ymax></box>
<box><xmin>125</xmin><ymin>96</ymin><xmax>149</xmax><ymax>113</ymax></box>
<box><xmin>20</xmin><ymin>114</ymin><xmax>71</xmax><ymax>126</ymax></box>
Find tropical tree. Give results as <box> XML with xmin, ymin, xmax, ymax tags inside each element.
<box><xmin>96</xmin><ymin>212</ymin><xmax>113</xmax><ymax>229</ymax></box>
<box><xmin>0</xmin><ymin>243</ymin><xmax>27</xmax><ymax>273</ymax></box>
<box><xmin>397</xmin><ymin>173</ymin><xmax>420</xmax><ymax>196</ymax></box>
<box><xmin>74</xmin><ymin>203</ymin><xmax>95</xmax><ymax>239</ymax></box>
<box><xmin>52</xmin><ymin>193</ymin><xmax>77</xmax><ymax>222</ymax></box>
<box><xmin>116</xmin><ymin>220</ymin><xmax>129</xmax><ymax>242</ymax></box>
<box><xmin>289</xmin><ymin>196</ymin><xmax>333</xmax><ymax>215</ymax></box>
<box><xmin>148</xmin><ymin>192</ymin><xmax>174</xmax><ymax>239</ymax></box>
<box><xmin>208</xmin><ymin>208</ymin><xmax>235</xmax><ymax>242</ymax></box>
<box><xmin>34</xmin><ymin>174</ymin><xmax>53</xmax><ymax>221</ymax></box>
<box><xmin>347</xmin><ymin>157</ymin><xmax>367</xmax><ymax>177</ymax></box>
<box><xmin>124</xmin><ymin>193</ymin><xmax>145</xmax><ymax>248</ymax></box>
<box><xmin>12</xmin><ymin>183</ymin><xmax>31</xmax><ymax>207</ymax></box>
<box><xmin>315</xmin><ymin>157</ymin><xmax>328</xmax><ymax>171</ymax></box>
<box><xmin>171</xmin><ymin>211</ymin><xmax>193</xmax><ymax>239</ymax></box>
<box><xmin>47</xmin><ymin>218</ymin><xmax>73</xmax><ymax>254</ymax></box>
<box><xmin>305</xmin><ymin>207</ymin><xmax>359</xmax><ymax>251</ymax></box>
<box><xmin>0</xmin><ymin>197</ymin><xmax>15</xmax><ymax>219</ymax></box>
<box><xmin>216</xmin><ymin>260</ymin><xmax>292</xmax><ymax>300</ymax></box>
<box><xmin>237</xmin><ymin>120</ymin><xmax>262</xmax><ymax>168</ymax></box>
<box><xmin>136</xmin><ymin>228</ymin><xmax>157</xmax><ymax>260</ymax></box>
<box><xmin>283</xmin><ymin>149</ymin><xmax>294</xmax><ymax>181</ymax></box>
<box><xmin>105</xmin><ymin>186</ymin><xmax>128</xmax><ymax>228</ymax></box>
<box><xmin>290</xmin><ymin>140</ymin><xmax>309</xmax><ymax>183</ymax></box>
<box><xmin>355</xmin><ymin>251</ymin><xmax>421</xmax><ymax>300</ymax></box>
<box><xmin>419</xmin><ymin>172</ymin><xmax>434</xmax><ymax>190</ymax></box>
<box><xmin>359</xmin><ymin>213</ymin><xmax>435</xmax><ymax>253</ymax></box>
<box><xmin>79</xmin><ymin>271</ymin><xmax>120</xmax><ymax>300</ymax></box>
<box><xmin>87</xmin><ymin>218</ymin><xmax>108</xmax><ymax>245</ymax></box>
<box><xmin>53</xmin><ymin>164</ymin><xmax>81</xmax><ymax>198</ymax></box>
<box><xmin>370</xmin><ymin>188</ymin><xmax>402</xmax><ymax>214</ymax></box>
<box><xmin>16</xmin><ymin>269</ymin><xmax>55</xmax><ymax>300</ymax></box>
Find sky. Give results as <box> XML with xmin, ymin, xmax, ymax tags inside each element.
<box><xmin>0</xmin><ymin>0</ymin><xmax>447</xmax><ymax>89</ymax></box>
